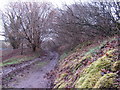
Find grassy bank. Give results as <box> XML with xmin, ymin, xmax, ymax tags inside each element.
<box><xmin>53</xmin><ymin>36</ymin><xmax>119</xmax><ymax>88</ymax></box>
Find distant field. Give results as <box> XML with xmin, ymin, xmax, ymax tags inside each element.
<box><xmin>0</xmin><ymin>53</ymin><xmax>39</xmax><ymax>67</ymax></box>
<box><xmin>0</xmin><ymin>40</ymin><xmax>42</xmax><ymax>67</ymax></box>
<box><xmin>0</xmin><ymin>48</ymin><xmax>40</xmax><ymax>67</ymax></box>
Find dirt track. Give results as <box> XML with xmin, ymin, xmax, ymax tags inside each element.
<box><xmin>5</xmin><ymin>51</ymin><xmax>59</xmax><ymax>88</ymax></box>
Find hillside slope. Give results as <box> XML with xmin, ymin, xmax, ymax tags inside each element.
<box><xmin>53</xmin><ymin>37</ymin><xmax>119</xmax><ymax>88</ymax></box>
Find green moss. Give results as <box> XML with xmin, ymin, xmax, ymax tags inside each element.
<box><xmin>61</xmin><ymin>73</ymin><xmax>68</xmax><ymax>77</ymax></box>
<box><xmin>58</xmin><ymin>83</ymin><xmax>67</xmax><ymax>88</ymax></box>
<box><xmin>82</xmin><ymin>55</ymin><xmax>112</xmax><ymax>74</ymax></box>
<box><xmin>111</xmin><ymin>60</ymin><xmax>120</xmax><ymax>71</ymax></box>
<box><xmin>76</xmin><ymin>71</ymin><xmax>102</xmax><ymax>88</ymax></box>
<box><xmin>94</xmin><ymin>73</ymin><xmax>116</xmax><ymax>88</ymax></box>
<box><xmin>54</xmin><ymin>80</ymin><xmax>64</xmax><ymax>88</ymax></box>
<box><xmin>54</xmin><ymin>37</ymin><xmax>118</xmax><ymax>88</ymax></box>
<box><xmin>75</xmin><ymin>49</ymin><xmax>116</xmax><ymax>88</ymax></box>
<box><xmin>74</xmin><ymin>63</ymin><xmax>83</xmax><ymax>70</ymax></box>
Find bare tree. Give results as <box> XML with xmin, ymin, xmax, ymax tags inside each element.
<box><xmin>1</xmin><ymin>1</ymin><xmax>119</xmax><ymax>53</ymax></box>
<box><xmin>1</xmin><ymin>2</ymin><xmax>54</xmax><ymax>51</ymax></box>
<box><xmin>1</xmin><ymin>5</ymin><xmax>22</xmax><ymax>49</ymax></box>
<box><xmin>19</xmin><ymin>2</ymin><xmax>54</xmax><ymax>52</ymax></box>
<box><xmin>53</xmin><ymin>1</ymin><xmax>119</xmax><ymax>48</ymax></box>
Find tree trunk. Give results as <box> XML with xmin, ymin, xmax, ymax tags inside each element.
<box><xmin>32</xmin><ymin>45</ymin><xmax>36</xmax><ymax>52</ymax></box>
<box><xmin>12</xmin><ymin>43</ymin><xmax>19</xmax><ymax>49</ymax></box>
<box><xmin>21</xmin><ymin>42</ymin><xmax>23</xmax><ymax>55</ymax></box>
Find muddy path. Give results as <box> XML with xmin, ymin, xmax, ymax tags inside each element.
<box><xmin>4</xmin><ymin>51</ymin><xmax>59</xmax><ymax>88</ymax></box>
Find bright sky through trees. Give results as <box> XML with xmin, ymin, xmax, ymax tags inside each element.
<box><xmin>1</xmin><ymin>0</ymin><xmax>115</xmax><ymax>40</ymax></box>
<box><xmin>0</xmin><ymin>0</ymin><xmax>87</xmax><ymax>40</ymax></box>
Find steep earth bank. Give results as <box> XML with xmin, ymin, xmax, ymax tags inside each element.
<box><xmin>52</xmin><ymin>36</ymin><xmax>120</xmax><ymax>88</ymax></box>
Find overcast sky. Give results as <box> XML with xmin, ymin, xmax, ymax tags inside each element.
<box><xmin>0</xmin><ymin>0</ymin><xmax>91</xmax><ymax>40</ymax></box>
